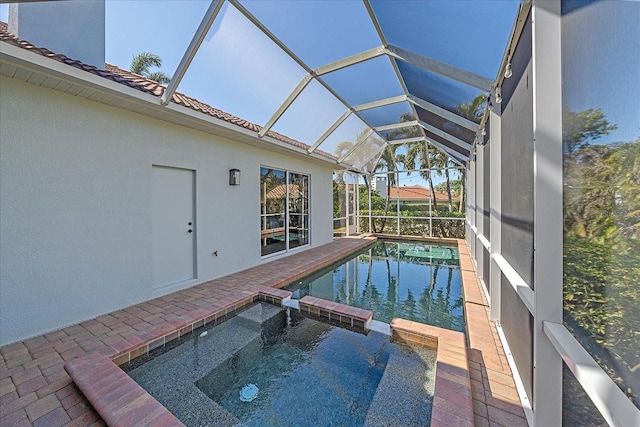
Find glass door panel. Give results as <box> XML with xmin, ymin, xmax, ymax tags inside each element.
<box><xmin>260</xmin><ymin>167</ymin><xmax>287</xmax><ymax>256</ymax></box>
<box><xmin>288</xmin><ymin>173</ymin><xmax>309</xmax><ymax>249</ymax></box>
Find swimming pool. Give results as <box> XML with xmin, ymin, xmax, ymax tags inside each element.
<box><xmin>125</xmin><ymin>303</ymin><xmax>436</xmax><ymax>426</ymax></box>
<box><xmin>287</xmin><ymin>240</ymin><xmax>464</xmax><ymax>332</ymax></box>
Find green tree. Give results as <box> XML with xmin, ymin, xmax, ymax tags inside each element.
<box><xmin>454</xmin><ymin>93</ymin><xmax>487</xmax><ymax>212</ymax></box>
<box><xmin>384</xmin><ymin>113</ymin><xmax>439</xmax><ymax>209</ymax></box>
<box><xmin>562</xmin><ymin>106</ymin><xmax>639</xmax><ymax>406</ymax></box>
<box><xmin>130</xmin><ymin>52</ymin><xmax>171</xmax><ymax>84</ymax></box>
<box><xmin>610</xmin><ymin>139</ymin><xmax>640</xmax><ymax>244</ymax></box>
<box><xmin>455</xmin><ymin>93</ymin><xmax>486</xmax><ymax>124</ymax></box>
<box><xmin>431</xmin><ymin>150</ymin><xmax>454</xmax><ymax>212</ymax></box>
<box><xmin>372</xmin><ymin>145</ymin><xmax>400</xmax><ymax>233</ymax></box>
<box><xmin>563</xmin><ymin>107</ymin><xmax>618</xmax><ymax>157</ymax></box>
<box><xmin>402</xmin><ymin>141</ymin><xmax>439</xmax><ymax>211</ymax></box>
<box><xmin>333</xmin><ymin>173</ymin><xmax>346</xmax><ymax>219</ymax></box>
<box><xmin>435</xmin><ymin>179</ymin><xmax>461</xmax><ymax>197</ymax></box>
<box><xmin>334</xmin><ymin>140</ymin><xmax>355</xmax><ymax>160</ymax></box>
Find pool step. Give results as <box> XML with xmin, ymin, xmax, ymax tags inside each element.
<box><xmin>364</xmin><ymin>343</ymin><xmax>436</xmax><ymax>426</ymax></box>
<box><xmin>282</xmin><ymin>298</ymin><xmax>299</xmax><ymax>310</ymax></box>
<box><xmin>298</xmin><ymin>295</ymin><xmax>373</xmax><ymax>333</ymax></box>
<box><xmin>368</xmin><ymin>320</ymin><xmax>391</xmax><ymax>336</ymax></box>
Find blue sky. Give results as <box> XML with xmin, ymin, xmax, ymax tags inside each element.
<box><xmin>3</xmin><ymin>1</ymin><xmax>636</xmax><ymax>149</ymax></box>
<box><xmin>1</xmin><ymin>0</ymin><xmax>527</xmax><ymax>187</ymax></box>
<box><xmin>2</xmin><ymin>0</ymin><xmax>635</xmax><ymax>196</ymax></box>
<box><xmin>562</xmin><ymin>1</ymin><xmax>640</xmax><ymax>145</ymax></box>
<box><xmin>103</xmin><ymin>0</ymin><xmax>518</xmax><ymax>151</ymax></box>
<box><xmin>99</xmin><ymin>0</ymin><xmax>521</xmax><ymax>188</ymax></box>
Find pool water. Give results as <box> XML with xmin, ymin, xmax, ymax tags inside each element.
<box><xmin>287</xmin><ymin>240</ymin><xmax>464</xmax><ymax>332</ymax></box>
<box><xmin>125</xmin><ymin>303</ymin><xmax>436</xmax><ymax>427</ymax></box>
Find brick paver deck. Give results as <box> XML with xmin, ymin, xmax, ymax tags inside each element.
<box><xmin>456</xmin><ymin>240</ymin><xmax>528</xmax><ymax>427</ymax></box>
<box><xmin>1</xmin><ymin>236</ymin><xmax>527</xmax><ymax>427</ymax></box>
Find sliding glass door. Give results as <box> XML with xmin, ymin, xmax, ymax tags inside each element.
<box><xmin>260</xmin><ymin>167</ymin><xmax>310</xmax><ymax>256</ymax></box>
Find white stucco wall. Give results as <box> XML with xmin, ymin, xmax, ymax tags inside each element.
<box><xmin>0</xmin><ymin>76</ymin><xmax>335</xmax><ymax>345</ymax></box>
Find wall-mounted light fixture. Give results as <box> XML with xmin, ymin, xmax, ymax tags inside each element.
<box><xmin>229</xmin><ymin>168</ymin><xmax>240</xmax><ymax>186</ymax></box>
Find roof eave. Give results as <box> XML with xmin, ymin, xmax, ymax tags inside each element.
<box><xmin>0</xmin><ymin>41</ymin><xmax>341</xmax><ymax>169</ymax></box>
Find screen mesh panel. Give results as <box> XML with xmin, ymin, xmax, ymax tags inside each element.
<box><xmin>500</xmin><ymin>49</ymin><xmax>534</xmax><ymax>287</ymax></box>
<box><xmin>501</xmin><ymin>274</ymin><xmax>533</xmax><ymax>402</ymax></box>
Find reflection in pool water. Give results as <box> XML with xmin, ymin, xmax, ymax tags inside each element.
<box><xmin>288</xmin><ymin>240</ymin><xmax>464</xmax><ymax>332</ymax></box>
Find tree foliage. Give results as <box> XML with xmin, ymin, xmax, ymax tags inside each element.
<box><xmin>435</xmin><ymin>179</ymin><xmax>462</xmax><ymax>197</ymax></box>
<box><xmin>563</xmin><ymin>105</ymin><xmax>638</xmax><ymax>405</ymax></box>
<box><xmin>455</xmin><ymin>94</ymin><xmax>486</xmax><ymax>123</ymax></box>
<box><xmin>130</xmin><ymin>52</ymin><xmax>171</xmax><ymax>84</ymax></box>
<box><xmin>453</xmin><ymin>93</ymin><xmax>487</xmax><ymax>211</ymax></box>
<box><xmin>563</xmin><ymin>107</ymin><xmax>618</xmax><ymax>157</ymax></box>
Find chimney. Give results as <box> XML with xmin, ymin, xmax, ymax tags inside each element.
<box><xmin>9</xmin><ymin>0</ymin><xmax>105</xmax><ymax>69</ymax></box>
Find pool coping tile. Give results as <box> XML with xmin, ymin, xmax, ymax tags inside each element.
<box><xmin>456</xmin><ymin>239</ymin><xmax>528</xmax><ymax>426</ymax></box>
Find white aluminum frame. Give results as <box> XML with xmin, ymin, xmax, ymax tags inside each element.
<box><xmin>467</xmin><ymin>157</ymin><xmax>477</xmax><ymax>260</ymax></box>
<box><xmin>531</xmin><ymin>2</ymin><xmax>563</xmax><ymax>424</ymax></box>
<box><xmin>488</xmin><ymin>107</ymin><xmax>502</xmax><ymax>321</ymax></box>
<box><xmin>227</xmin><ymin>0</ymin><xmax>390</xmax><ymax>153</ymax></box>
<box><xmin>475</xmin><ymin>139</ymin><xmax>486</xmax><ymax>283</ymax></box>
<box><xmin>353</xmin><ymin>95</ymin><xmax>407</xmax><ymax>112</ymax></box>
<box><xmin>545</xmin><ymin>322</ymin><xmax>640</xmax><ymax>427</ymax></box>
<box><xmin>418</xmin><ymin>120</ymin><xmax>472</xmax><ymax>151</ymax></box>
<box><xmin>363</xmin><ymin>0</ymin><xmax>431</xmax><ymax>155</ymax></box>
<box><xmin>162</xmin><ymin>0</ymin><xmax>225</xmax><ymax>106</ymax></box>
<box><xmin>385</xmin><ymin>44</ymin><xmax>493</xmax><ymax>92</ymax></box>
<box><xmin>407</xmin><ymin>94</ymin><xmax>478</xmax><ymax>131</ymax></box>
<box><xmin>465</xmin><ymin>2</ymin><xmax>640</xmax><ymax>426</ymax></box>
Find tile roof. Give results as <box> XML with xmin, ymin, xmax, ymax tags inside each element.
<box><xmin>264</xmin><ymin>184</ymin><xmax>302</xmax><ymax>200</ymax></box>
<box><xmin>387</xmin><ymin>184</ymin><xmax>458</xmax><ymax>202</ymax></box>
<box><xmin>0</xmin><ymin>22</ymin><xmax>338</xmax><ymax>162</ymax></box>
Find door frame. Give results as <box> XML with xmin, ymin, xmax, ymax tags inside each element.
<box><xmin>151</xmin><ymin>164</ymin><xmax>197</xmax><ymax>294</ymax></box>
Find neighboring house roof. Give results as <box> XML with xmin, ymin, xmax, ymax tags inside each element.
<box><xmin>264</xmin><ymin>184</ymin><xmax>300</xmax><ymax>200</ymax></box>
<box><xmin>0</xmin><ymin>22</ymin><xmax>337</xmax><ymax>162</ymax></box>
<box><xmin>264</xmin><ymin>184</ymin><xmax>310</xmax><ymax>200</ymax></box>
<box><xmin>386</xmin><ymin>184</ymin><xmax>458</xmax><ymax>202</ymax></box>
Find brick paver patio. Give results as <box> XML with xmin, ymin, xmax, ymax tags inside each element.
<box><xmin>457</xmin><ymin>241</ymin><xmax>528</xmax><ymax>427</ymax></box>
<box><xmin>1</xmin><ymin>236</ymin><xmax>527</xmax><ymax>427</ymax></box>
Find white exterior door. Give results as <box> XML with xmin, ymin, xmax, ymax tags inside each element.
<box><xmin>151</xmin><ymin>165</ymin><xmax>195</xmax><ymax>291</ymax></box>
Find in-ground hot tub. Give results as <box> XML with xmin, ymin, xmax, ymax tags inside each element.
<box><xmin>124</xmin><ymin>303</ymin><xmax>436</xmax><ymax>427</ymax></box>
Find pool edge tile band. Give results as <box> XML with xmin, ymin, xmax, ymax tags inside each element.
<box><xmin>299</xmin><ymin>295</ymin><xmax>373</xmax><ymax>329</ymax></box>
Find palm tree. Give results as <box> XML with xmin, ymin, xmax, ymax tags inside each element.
<box><xmin>455</xmin><ymin>94</ymin><xmax>486</xmax><ymax>124</ymax></box>
<box><xmin>130</xmin><ymin>52</ymin><xmax>170</xmax><ymax>84</ymax></box>
<box><xmin>430</xmin><ymin>150</ymin><xmax>455</xmax><ymax>212</ymax></box>
<box><xmin>402</xmin><ymin>141</ymin><xmax>439</xmax><ymax>211</ymax></box>
<box><xmin>334</xmin><ymin>140</ymin><xmax>355</xmax><ymax>159</ymax></box>
<box><xmin>454</xmin><ymin>93</ymin><xmax>487</xmax><ymax>212</ymax></box>
<box><xmin>373</xmin><ymin>145</ymin><xmax>400</xmax><ymax>232</ymax></box>
<box><xmin>385</xmin><ymin>112</ymin><xmax>445</xmax><ymax>211</ymax></box>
